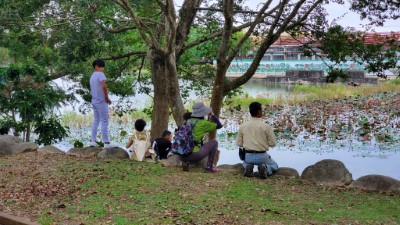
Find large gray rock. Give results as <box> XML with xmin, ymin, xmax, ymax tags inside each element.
<box><xmin>66</xmin><ymin>147</ymin><xmax>103</xmax><ymax>157</ymax></box>
<box><xmin>97</xmin><ymin>147</ymin><xmax>129</xmax><ymax>159</ymax></box>
<box><xmin>160</xmin><ymin>155</ymin><xmax>183</xmax><ymax>167</ymax></box>
<box><xmin>301</xmin><ymin>159</ymin><xmax>353</xmax><ymax>185</ymax></box>
<box><xmin>273</xmin><ymin>167</ymin><xmax>300</xmax><ymax>179</ymax></box>
<box><xmin>38</xmin><ymin>145</ymin><xmax>65</xmax><ymax>154</ymax></box>
<box><xmin>11</xmin><ymin>142</ymin><xmax>39</xmax><ymax>154</ymax></box>
<box><xmin>217</xmin><ymin>163</ymin><xmax>243</xmax><ymax>174</ymax></box>
<box><xmin>0</xmin><ymin>135</ymin><xmax>23</xmax><ymax>145</ymax></box>
<box><xmin>350</xmin><ymin>175</ymin><xmax>400</xmax><ymax>195</ymax></box>
<box><xmin>0</xmin><ymin>135</ymin><xmax>23</xmax><ymax>154</ymax></box>
<box><xmin>160</xmin><ymin>150</ymin><xmax>220</xmax><ymax>169</ymax></box>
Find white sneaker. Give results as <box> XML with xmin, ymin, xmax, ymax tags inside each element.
<box><xmin>89</xmin><ymin>141</ymin><xmax>99</xmax><ymax>147</ymax></box>
<box><xmin>104</xmin><ymin>143</ymin><xmax>118</xmax><ymax>149</ymax></box>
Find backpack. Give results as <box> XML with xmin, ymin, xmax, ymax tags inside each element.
<box><xmin>129</xmin><ymin>131</ymin><xmax>150</xmax><ymax>161</ymax></box>
<box><xmin>171</xmin><ymin>120</ymin><xmax>199</xmax><ymax>157</ymax></box>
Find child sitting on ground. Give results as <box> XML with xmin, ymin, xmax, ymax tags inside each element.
<box><xmin>125</xmin><ymin>119</ymin><xmax>152</xmax><ymax>161</ymax></box>
<box><xmin>153</xmin><ymin>130</ymin><xmax>173</xmax><ymax>161</ymax></box>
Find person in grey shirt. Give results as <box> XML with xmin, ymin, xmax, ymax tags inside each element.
<box><xmin>89</xmin><ymin>59</ymin><xmax>118</xmax><ymax>148</ymax></box>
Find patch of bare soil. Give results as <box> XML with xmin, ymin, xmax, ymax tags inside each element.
<box><xmin>0</xmin><ymin>152</ymin><xmax>90</xmax><ymax>221</ymax></box>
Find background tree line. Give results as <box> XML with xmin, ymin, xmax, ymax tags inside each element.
<box><xmin>0</xmin><ymin>0</ymin><xmax>399</xmax><ymax>143</ymax></box>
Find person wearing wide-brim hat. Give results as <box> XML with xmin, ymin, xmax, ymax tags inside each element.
<box><xmin>181</xmin><ymin>102</ymin><xmax>222</xmax><ymax>173</ymax></box>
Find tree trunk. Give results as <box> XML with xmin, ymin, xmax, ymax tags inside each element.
<box><xmin>209</xmin><ymin>64</ymin><xmax>228</xmax><ymax>139</ymax></box>
<box><xmin>25</xmin><ymin>124</ymin><xmax>30</xmax><ymax>142</ymax></box>
<box><xmin>149</xmin><ymin>50</ymin><xmax>185</xmax><ymax>139</ymax></box>
<box><xmin>149</xmin><ymin>52</ymin><xmax>170</xmax><ymax>140</ymax></box>
<box><xmin>165</xmin><ymin>53</ymin><xmax>185</xmax><ymax>128</ymax></box>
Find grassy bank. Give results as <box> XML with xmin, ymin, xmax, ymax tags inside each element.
<box><xmin>226</xmin><ymin>79</ymin><xmax>400</xmax><ymax>108</ymax></box>
<box><xmin>0</xmin><ymin>153</ymin><xmax>399</xmax><ymax>224</ymax></box>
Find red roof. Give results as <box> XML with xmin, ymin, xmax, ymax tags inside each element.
<box><xmin>363</xmin><ymin>32</ymin><xmax>400</xmax><ymax>44</ymax></box>
<box><xmin>265</xmin><ymin>32</ymin><xmax>400</xmax><ymax>46</ymax></box>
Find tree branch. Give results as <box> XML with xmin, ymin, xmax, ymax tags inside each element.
<box><xmin>180</xmin><ymin>3</ymin><xmax>280</xmax><ymax>54</ymax></box>
<box><xmin>164</xmin><ymin>0</ymin><xmax>177</xmax><ymax>54</ymax></box>
<box><xmin>215</xmin><ymin>0</ymin><xmax>233</xmax><ymax>68</ymax></box>
<box><xmin>226</xmin><ymin>0</ymin><xmax>322</xmax><ymax>93</ymax></box>
<box><xmin>102</xmin><ymin>25</ymin><xmax>137</xmax><ymax>33</ymax></box>
<box><xmin>112</xmin><ymin>0</ymin><xmax>161</xmax><ymax>50</ymax></box>
<box><xmin>100</xmin><ymin>51</ymin><xmax>147</xmax><ymax>60</ymax></box>
<box><xmin>175</xmin><ymin>0</ymin><xmax>203</xmax><ymax>57</ymax></box>
<box><xmin>226</xmin><ymin>0</ymin><xmax>273</xmax><ymax>63</ymax></box>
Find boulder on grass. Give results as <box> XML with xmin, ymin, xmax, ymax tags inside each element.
<box><xmin>301</xmin><ymin>159</ymin><xmax>353</xmax><ymax>185</ymax></box>
<box><xmin>160</xmin><ymin>150</ymin><xmax>220</xmax><ymax>169</ymax></box>
<box><xmin>67</xmin><ymin>147</ymin><xmax>103</xmax><ymax>157</ymax></box>
<box><xmin>11</xmin><ymin>142</ymin><xmax>39</xmax><ymax>154</ymax></box>
<box><xmin>349</xmin><ymin>175</ymin><xmax>400</xmax><ymax>195</ymax></box>
<box><xmin>217</xmin><ymin>163</ymin><xmax>243</xmax><ymax>174</ymax></box>
<box><xmin>38</xmin><ymin>145</ymin><xmax>65</xmax><ymax>154</ymax></box>
<box><xmin>97</xmin><ymin>147</ymin><xmax>129</xmax><ymax>159</ymax></box>
<box><xmin>160</xmin><ymin>154</ymin><xmax>183</xmax><ymax>167</ymax></box>
<box><xmin>0</xmin><ymin>135</ymin><xmax>23</xmax><ymax>154</ymax></box>
<box><xmin>273</xmin><ymin>167</ymin><xmax>300</xmax><ymax>179</ymax></box>
<box><xmin>196</xmin><ymin>149</ymin><xmax>221</xmax><ymax>168</ymax></box>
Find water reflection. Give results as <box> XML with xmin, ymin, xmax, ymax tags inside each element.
<box><xmin>217</xmin><ymin>134</ymin><xmax>400</xmax><ymax>180</ymax></box>
<box><xmin>240</xmin><ymin>78</ymin><xmax>294</xmax><ymax>98</ymax></box>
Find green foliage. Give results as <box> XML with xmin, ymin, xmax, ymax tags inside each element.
<box><xmin>179</xmin><ymin>64</ymin><xmax>215</xmax><ymax>101</ymax></box>
<box><xmin>318</xmin><ymin>26</ymin><xmax>400</xmax><ymax>79</ymax></box>
<box><xmin>391</xmin><ymin>78</ymin><xmax>400</xmax><ymax>85</ymax></box>
<box><xmin>178</xmin><ymin>29</ymin><xmax>251</xmax><ymax>101</ymax></box>
<box><xmin>38</xmin><ymin>214</ymin><xmax>53</xmax><ymax>225</ymax></box>
<box><xmin>0</xmin><ymin>119</ymin><xmax>13</xmax><ymax>135</ymax></box>
<box><xmin>34</xmin><ymin>117</ymin><xmax>69</xmax><ymax>146</ymax></box>
<box><xmin>0</xmin><ymin>63</ymin><xmax>71</xmax><ymax>144</ymax></box>
<box><xmin>224</xmin><ymin>94</ymin><xmax>274</xmax><ymax>112</ymax></box>
<box><xmin>326</xmin><ymin>68</ymin><xmax>350</xmax><ymax>83</ymax></box>
<box><xmin>0</xmin><ymin>47</ymin><xmax>11</xmax><ymax>64</ymax></box>
<box><xmin>73</xmin><ymin>139</ymin><xmax>84</xmax><ymax>148</ymax></box>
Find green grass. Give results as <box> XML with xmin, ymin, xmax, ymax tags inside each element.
<box><xmin>288</xmin><ymin>81</ymin><xmax>400</xmax><ymax>104</ymax></box>
<box><xmin>1</xmin><ymin>154</ymin><xmax>396</xmax><ymax>225</ymax></box>
<box><xmin>226</xmin><ymin>96</ymin><xmax>274</xmax><ymax>110</ymax></box>
<box><xmin>390</xmin><ymin>77</ymin><xmax>400</xmax><ymax>85</ymax></box>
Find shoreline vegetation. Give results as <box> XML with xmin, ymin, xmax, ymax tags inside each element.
<box><xmin>61</xmin><ymin>80</ymin><xmax>400</xmax><ymax>128</ymax></box>
<box><xmin>0</xmin><ymin>153</ymin><xmax>399</xmax><ymax>224</ymax></box>
<box><xmin>58</xmin><ymin>80</ymin><xmax>400</xmax><ymax>156</ymax></box>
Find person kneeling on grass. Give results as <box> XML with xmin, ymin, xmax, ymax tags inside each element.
<box><xmin>181</xmin><ymin>102</ymin><xmax>222</xmax><ymax>173</ymax></box>
<box><xmin>236</xmin><ymin>101</ymin><xmax>278</xmax><ymax>179</ymax></box>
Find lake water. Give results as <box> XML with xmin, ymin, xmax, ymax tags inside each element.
<box><xmin>54</xmin><ymin>78</ymin><xmax>400</xmax><ymax>180</ymax></box>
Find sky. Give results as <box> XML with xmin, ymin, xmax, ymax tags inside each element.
<box><xmin>174</xmin><ymin>0</ymin><xmax>399</xmax><ymax>32</ymax></box>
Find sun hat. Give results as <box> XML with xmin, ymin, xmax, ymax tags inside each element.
<box><xmin>191</xmin><ymin>102</ymin><xmax>212</xmax><ymax>117</ymax></box>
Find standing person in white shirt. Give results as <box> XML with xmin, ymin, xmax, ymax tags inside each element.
<box><xmin>89</xmin><ymin>59</ymin><xmax>118</xmax><ymax>148</ymax></box>
<box><xmin>236</xmin><ymin>101</ymin><xmax>278</xmax><ymax>178</ymax></box>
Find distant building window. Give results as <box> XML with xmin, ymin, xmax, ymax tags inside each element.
<box><xmin>286</xmin><ymin>53</ymin><xmax>298</xmax><ymax>60</ymax></box>
<box><xmin>263</xmin><ymin>55</ymin><xmax>271</xmax><ymax>60</ymax></box>
<box><xmin>269</xmin><ymin>47</ymin><xmax>284</xmax><ymax>52</ymax></box>
<box><xmin>273</xmin><ymin>55</ymin><xmax>284</xmax><ymax>60</ymax></box>
<box><xmin>285</xmin><ymin>46</ymin><xmax>300</xmax><ymax>52</ymax></box>
<box><xmin>300</xmin><ymin>54</ymin><xmax>311</xmax><ymax>60</ymax></box>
